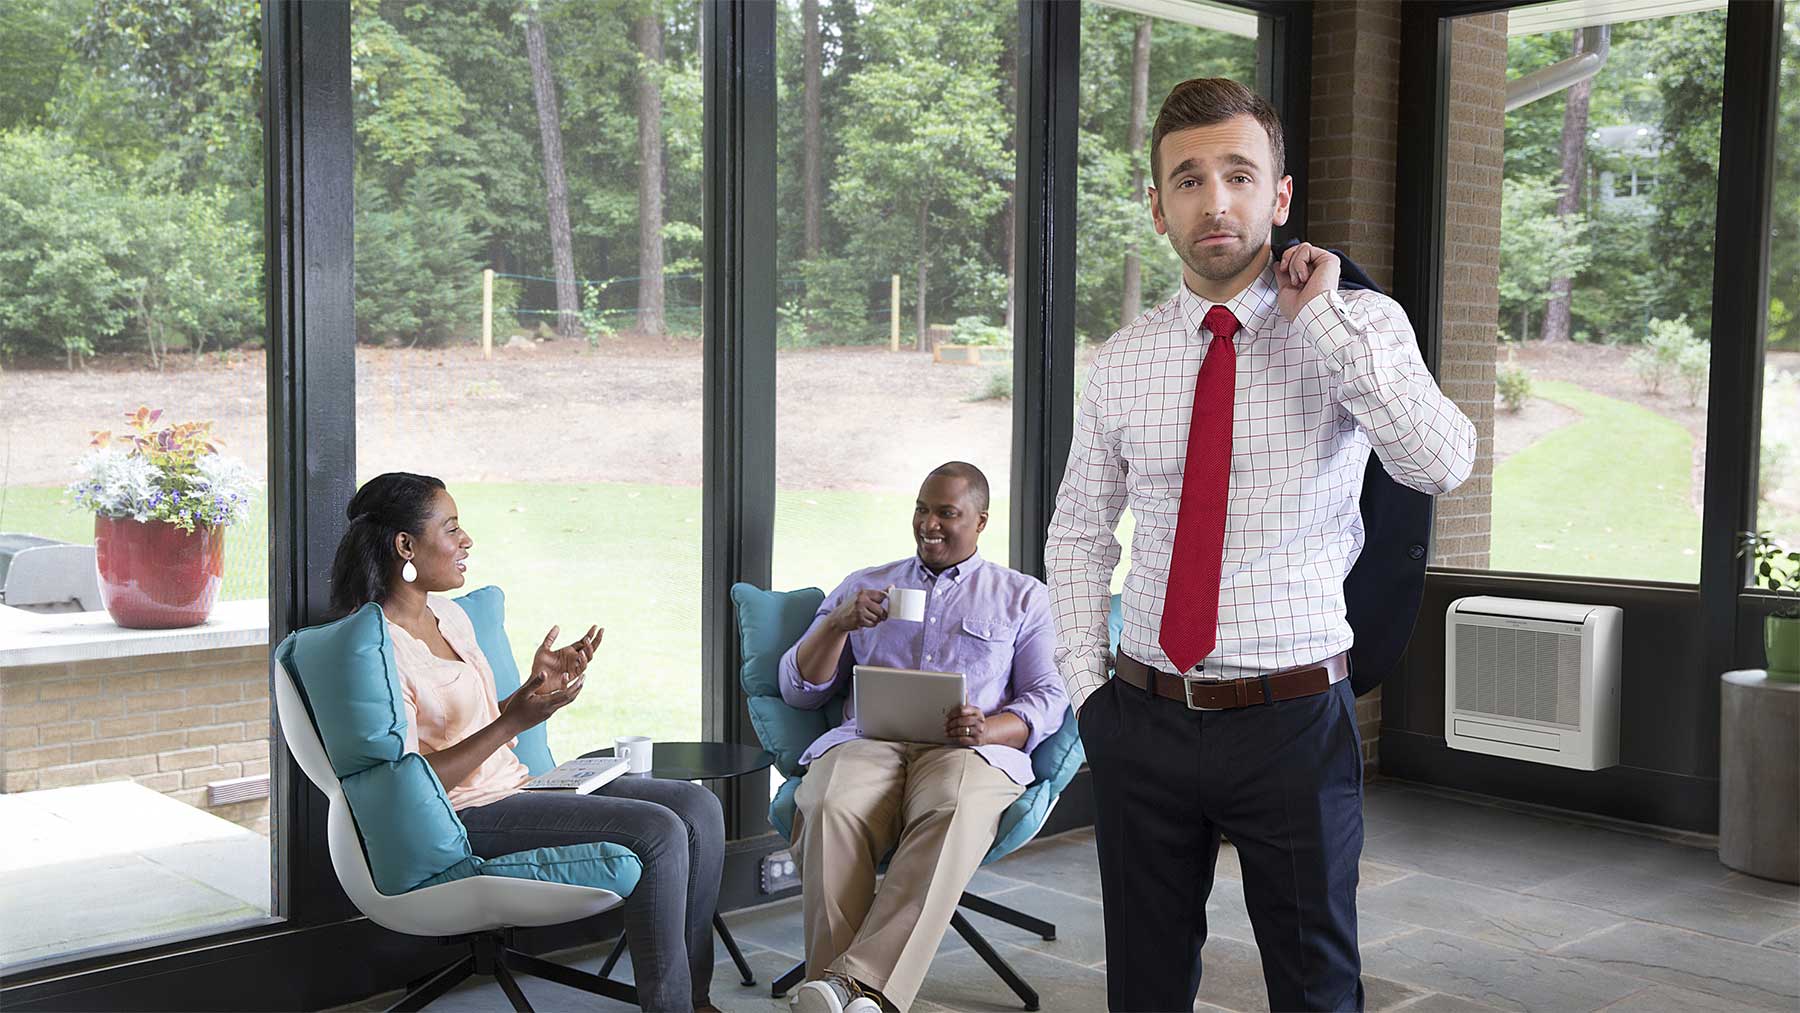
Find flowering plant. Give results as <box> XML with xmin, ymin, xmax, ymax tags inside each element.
<box><xmin>68</xmin><ymin>407</ymin><xmax>254</xmax><ymax>532</ymax></box>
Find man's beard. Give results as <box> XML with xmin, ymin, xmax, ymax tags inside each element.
<box><xmin>1173</xmin><ymin>226</ymin><xmax>1265</xmax><ymax>283</ymax></box>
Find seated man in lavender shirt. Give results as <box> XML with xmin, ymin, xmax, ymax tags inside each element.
<box><xmin>780</xmin><ymin>461</ymin><xmax>1069</xmax><ymax>1013</ymax></box>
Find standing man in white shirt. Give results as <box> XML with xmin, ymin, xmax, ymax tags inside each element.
<box><xmin>1045</xmin><ymin>78</ymin><xmax>1474</xmax><ymax>1013</ymax></box>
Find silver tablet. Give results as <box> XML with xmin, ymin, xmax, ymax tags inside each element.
<box><xmin>853</xmin><ymin>665</ymin><xmax>967</xmax><ymax>745</ymax></box>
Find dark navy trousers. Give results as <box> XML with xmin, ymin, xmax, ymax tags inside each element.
<box><xmin>1082</xmin><ymin>673</ymin><xmax>1366</xmax><ymax>1013</ymax></box>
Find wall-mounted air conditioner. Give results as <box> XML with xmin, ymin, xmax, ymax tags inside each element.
<box><xmin>1445</xmin><ymin>596</ymin><xmax>1623</xmax><ymax>771</ymax></box>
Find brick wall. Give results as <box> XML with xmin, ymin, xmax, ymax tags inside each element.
<box><xmin>1432</xmin><ymin>14</ymin><xmax>1509</xmax><ymax>569</ymax></box>
<box><xmin>1307</xmin><ymin>0</ymin><xmax>1401</xmax><ymax>291</ymax></box>
<box><xmin>1308</xmin><ymin>1</ymin><xmax>1402</xmax><ymax>769</ymax></box>
<box><xmin>1</xmin><ymin>646</ymin><xmax>271</xmax><ymax>835</ymax></box>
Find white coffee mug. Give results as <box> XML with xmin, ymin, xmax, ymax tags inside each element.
<box><xmin>615</xmin><ymin>735</ymin><xmax>653</xmax><ymax>774</ymax></box>
<box><xmin>884</xmin><ymin>585</ymin><xmax>927</xmax><ymax>623</ymax></box>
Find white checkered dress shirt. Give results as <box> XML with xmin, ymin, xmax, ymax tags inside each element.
<box><xmin>1047</xmin><ymin>265</ymin><xmax>1475</xmax><ymax>714</ymax></box>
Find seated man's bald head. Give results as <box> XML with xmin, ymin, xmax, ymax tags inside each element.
<box><xmin>927</xmin><ymin>461</ymin><xmax>990</xmax><ymax>513</ymax></box>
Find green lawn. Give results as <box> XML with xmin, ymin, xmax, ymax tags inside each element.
<box><xmin>1490</xmin><ymin>380</ymin><xmax>1701</xmax><ymax>583</ymax></box>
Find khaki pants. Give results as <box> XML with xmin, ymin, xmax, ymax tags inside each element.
<box><xmin>792</xmin><ymin>739</ymin><xmax>1025</xmax><ymax>1012</ymax></box>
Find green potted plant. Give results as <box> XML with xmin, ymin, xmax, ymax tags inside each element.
<box><xmin>1739</xmin><ymin>530</ymin><xmax>1800</xmax><ymax>681</ymax></box>
<box><xmin>69</xmin><ymin>407</ymin><xmax>252</xmax><ymax>629</ymax></box>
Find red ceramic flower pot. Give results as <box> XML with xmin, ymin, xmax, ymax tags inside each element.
<box><xmin>94</xmin><ymin>515</ymin><xmax>224</xmax><ymax>629</ymax></box>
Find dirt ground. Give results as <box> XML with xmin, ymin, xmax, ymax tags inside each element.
<box><xmin>5</xmin><ymin>337</ymin><xmax>1794</xmax><ymax>522</ymax></box>
<box><xmin>1</xmin><ymin>334</ymin><xmax>1016</xmax><ymax>494</ymax></box>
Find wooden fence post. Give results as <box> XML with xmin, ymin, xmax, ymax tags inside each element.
<box><xmin>890</xmin><ymin>274</ymin><xmax>900</xmax><ymax>352</ymax></box>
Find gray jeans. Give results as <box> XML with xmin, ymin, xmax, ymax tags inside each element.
<box><xmin>458</xmin><ymin>776</ymin><xmax>725</xmax><ymax>1012</ymax></box>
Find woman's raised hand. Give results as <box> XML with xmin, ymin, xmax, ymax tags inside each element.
<box><xmin>532</xmin><ymin>624</ymin><xmax>603</xmax><ymax>691</ymax></box>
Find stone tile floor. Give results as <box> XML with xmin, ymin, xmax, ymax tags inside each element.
<box><xmin>339</xmin><ymin>779</ymin><xmax>1799</xmax><ymax>1012</ymax></box>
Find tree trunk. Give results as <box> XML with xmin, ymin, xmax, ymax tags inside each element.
<box><xmin>635</xmin><ymin>8</ymin><xmax>666</xmax><ymax>336</ymax></box>
<box><xmin>1002</xmin><ymin>188</ymin><xmax>1015</xmax><ymax>333</ymax></box>
<box><xmin>1540</xmin><ymin>25</ymin><xmax>1606</xmax><ymax>344</ymax></box>
<box><xmin>524</xmin><ymin>10</ymin><xmax>580</xmax><ymax>339</ymax></box>
<box><xmin>1001</xmin><ymin>28</ymin><xmax>1017</xmax><ymax>333</ymax></box>
<box><xmin>137</xmin><ymin>294</ymin><xmax>160</xmax><ymax>371</ymax></box>
<box><xmin>915</xmin><ymin>200</ymin><xmax>930</xmax><ymax>352</ymax></box>
<box><xmin>1121</xmin><ymin>18</ymin><xmax>1152</xmax><ymax>327</ymax></box>
<box><xmin>802</xmin><ymin>0</ymin><xmax>822</xmax><ymax>260</ymax></box>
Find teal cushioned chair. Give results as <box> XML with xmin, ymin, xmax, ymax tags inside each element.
<box><xmin>731</xmin><ymin>582</ymin><xmax>1096</xmax><ymax>1012</ymax></box>
<box><xmin>273</xmin><ymin>586</ymin><xmax>642</xmax><ymax>1013</ymax></box>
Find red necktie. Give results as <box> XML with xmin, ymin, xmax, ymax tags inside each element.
<box><xmin>1158</xmin><ymin>304</ymin><xmax>1239</xmax><ymax>674</ymax></box>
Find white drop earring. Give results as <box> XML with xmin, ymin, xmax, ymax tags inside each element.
<box><xmin>401</xmin><ymin>560</ymin><xmax>418</xmax><ymax>583</ymax></box>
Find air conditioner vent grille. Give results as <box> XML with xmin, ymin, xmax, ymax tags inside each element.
<box><xmin>1454</xmin><ymin>623</ymin><xmax>1582</xmax><ymax>726</ymax></box>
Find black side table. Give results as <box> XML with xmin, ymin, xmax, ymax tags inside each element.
<box><xmin>579</xmin><ymin>740</ymin><xmax>776</xmax><ymax>987</ymax></box>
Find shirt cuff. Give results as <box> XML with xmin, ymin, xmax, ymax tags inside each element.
<box><xmin>1057</xmin><ymin>643</ymin><xmax>1112</xmax><ymax>716</ymax></box>
<box><xmin>999</xmin><ymin>704</ymin><xmax>1039</xmax><ymax>750</ymax></box>
<box><xmin>1069</xmin><ymin>681</ymin><xmax>1100</xmax><ymax>716</ymax></box>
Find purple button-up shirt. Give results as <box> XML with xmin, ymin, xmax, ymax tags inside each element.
<box><xmin>778</xmin><ymin>551</ymin><xmax>1068</xmax><ymax>786</ymax></box>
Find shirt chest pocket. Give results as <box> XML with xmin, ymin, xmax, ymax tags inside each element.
<box><xmin>957</xmin><ymin>617</ymin><xmax>1017</xmax><ymax>665</ymax></box>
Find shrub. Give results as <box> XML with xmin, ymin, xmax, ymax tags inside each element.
<box><xmin>1762</xmin><ymin>440</ymin><xmax>1790</xmax><ymax>502</ymax></box>
<box><xmin>490</xmin><ymin>276</ymin><xmax>522</xmax><ymax>325</ymax></box>
<box><xmin>580</xmin><ymin>281</ymin><xmax>619</xmax><ymax>344</ymax></box>
<box><xmin>0</xmin><ymin>131</ymin><xmax>132</xmax><ymax>362</ymax></box>
<box><xmin>968</xmin><ymin>367</ymin><xmax>1011</xmax><ymax>402</ymax></box>
<box><xmin>793</xmin><ymin>256</ymin><xmax>871</xmax><ymax>344</ymax></box>
<box><xmin>1630</xmin><ymin>315</ymin><xmax>1706</xmax><ymax>399</ymax></box>
<box><xmin>1676</xmin><ymin>339</ymin><xmax>1709</xmax><ymax>407</ymax></box>
<box><xmin>1769</xmin><ymin>297</ymin><xmax>1795</xmax><ymax>350</ymax></box>
<box><xmin>353</xmin><ymin>176</ymin><xmax>485</xmax><ymax>347</ymax></box>
<box><xmin>1497</xmin><ymin>353</ymin><xmax>1532</xmax><ymax>412</ymax></box>
<box><xmin>777</xmin><ymin>299</ymin><xmax>811</xmax><ymax>349</ymax></box>
<box><xmin>951</xmin><ymin>314</ymin><xmax>1010</xmax><ymax>347</ymax></box>
<box><xmin>123</xmin><ymin>185</ymin><xmax>262</xmax><ymax>362</ymax></box>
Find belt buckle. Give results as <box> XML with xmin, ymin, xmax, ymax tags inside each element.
<box><xmin>1180</xmin><ymin>668</ymin><xmax>1224</xmax><ymax>711</ymax></box>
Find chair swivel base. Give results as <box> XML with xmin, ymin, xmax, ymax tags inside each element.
<box><xmin>769</xmin><ymin>891</ymin><xmax>1053</xmax><ymax>1012</ymax></box>
<box><xmin>599</xmin><ymin>912</ymin><xmax>759</xmax><ymax>987</ymax></box>
<box><xmin>390</xmin><ymin>930</ymin><xmax>638</xmax><ymax>1013</ymax></box>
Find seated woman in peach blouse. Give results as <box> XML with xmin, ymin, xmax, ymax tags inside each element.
<box><xmin>328</xmin><ymin>472</ymin><xmax>725</xmax><ymax>1013</ymax></box>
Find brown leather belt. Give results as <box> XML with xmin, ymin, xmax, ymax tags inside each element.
<box><xmin>1114</xmin><ymin>652</ymin><xmax>1342</xmax><ymax>710</ymax></box>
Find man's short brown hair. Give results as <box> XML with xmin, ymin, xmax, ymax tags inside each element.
<box><xmin>1150</xmin><ymin>77</ymin><xmax>1285</xmax><ymax>186</ymax></box>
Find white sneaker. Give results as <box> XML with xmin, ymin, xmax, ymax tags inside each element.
<box><xmin>792</xmin><ymin>975</ymin><xmax>880</xmax><ymax>1013</ymax></box>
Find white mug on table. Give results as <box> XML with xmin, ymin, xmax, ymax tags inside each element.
<box><xmin>615</xmin><ymin>735</ymin><xmax>653</xmax><ymax>774</ymax></box>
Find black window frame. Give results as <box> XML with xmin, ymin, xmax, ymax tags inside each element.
<box><xmin>1383</xmin><ymin>0</ymin><xmax>1787</xmax><ymax>832</ymax></box>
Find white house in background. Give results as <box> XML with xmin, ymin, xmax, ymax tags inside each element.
<box><xmin>1590</xmin><ymin>123</ymin><xmax>1661</xmax><ymax>204</ymax></box>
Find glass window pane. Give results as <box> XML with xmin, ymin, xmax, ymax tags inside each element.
<box><xmin>771</xmin><ymin>1</ymin><xmax>1019</xmax><ymax>593</ymax></box>
<box><xmin>1434</xmin><ymin>3</ymin><xmax>1726</xmax><ymax>583</ymax></box>
<box><xmin>1758</xmin><ymin>8</ymin><xmax>1800</xmax><ymax>556</ymax></box>
<box><xmin>351</xmin><ymin>0</ymin><xmax>705</xmax><ymax>763</ymax></box>
<box><xmin>0</xmin><ymin>0</ymin><xmax>273</xmax><ymax>970</ymax></box>
<box><xmin>1075</xmin><ymin>1</ymin><xmax>1262</xmax><ymax>594</ymax></box>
